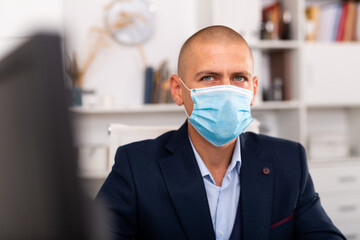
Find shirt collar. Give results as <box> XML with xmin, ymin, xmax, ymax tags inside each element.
<box><xmin>189</xmin><ymin>136</ymin><xmax>242</xmax><ymax>178</ymax></box>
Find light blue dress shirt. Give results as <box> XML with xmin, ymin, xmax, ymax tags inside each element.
<box><xmin>189</xmin><ymin>137</ymin><xmax>241</xmax><ymax>240</ymax></box>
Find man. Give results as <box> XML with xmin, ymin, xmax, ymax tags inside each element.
<box><xmin>96</xmin><ymin>26</ymin><xmax>345</xmax><ymax>240</ymax></box>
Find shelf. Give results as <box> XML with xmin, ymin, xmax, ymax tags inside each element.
<box><xmin>70</xmin><ymin>103</ymin><xmax>183</xmax><ymax>114</ymax></box>
<box><xmin>304</xmin><ymin>42</ymin><xmax>360</xmax><ymax>47</ymax></box>
<box><xmin>306</xmin><ymin>102</ymin><xmax>360</xmax><ymax>109</ymax></box>
<box><xmin>250</xmin><ymin>40</ymin><xmax>301</xmax><ymax>50</ymax></box>
<box><xmin>251</xmin><ymin>40</ymin><xmax>360</xmax><ymax>51</ymax></box>
<box><xmin>252</xmin><ymin>101</ymin><xmax>301</xmax><ymax>110</ymax></box>
<box><xmin>70</xmin><ymin>101</ymin><xmax>301</xmax><ymax>114</ymax></box>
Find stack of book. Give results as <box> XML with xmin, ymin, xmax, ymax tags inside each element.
<box><xmin>144</xmin><ymin>61</ymin><xmax>173</xmax><ymax>104</ymax></box>
<box><xmin>261</xmin><ymin>51</ymin><xmax>293</xmax><ymax>102</ymax></box>
<box><xmin>306</xmin><ymin>1</ymin><xmax>360</xmax><ymax>42</ymax></box>
<box><xmin>261</xmin><ymin>2</ymin><xmax>292</xmax><ymax>40</ymax></box>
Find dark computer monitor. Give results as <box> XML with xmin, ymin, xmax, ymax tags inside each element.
<box><xmin>0</xmin><ymin>33</ymin><xmax>108</xmax><ymax>239</ymax></box>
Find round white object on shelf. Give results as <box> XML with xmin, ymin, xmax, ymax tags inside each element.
<box><xmin>104</xmin><ymin>0</ymin><xmax>156</xmax><ymax>45</ymax></box>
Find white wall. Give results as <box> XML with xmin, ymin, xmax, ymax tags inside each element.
<box><xmin>63</xmin><ymin>0</ymin><xmax>201</xmax><ymax>107</ymax></box>
<box><xmin>0</xmin><ymin>0</ymin><xmax>63</xmax><ymax>57</ymax></box>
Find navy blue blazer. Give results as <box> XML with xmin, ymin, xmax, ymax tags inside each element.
<box><xmin>96</xmin><ymin>122</ymin><xmax>345</xmax><ymax>240</ymax></box>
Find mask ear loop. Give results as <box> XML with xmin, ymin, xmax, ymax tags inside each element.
<box><xmin>178</xmin><ymin>78</ymin><xmax>191</xmax><ymax>91</ymax></box>
<box><xmin>178</xmin><ymin>77</ymin><xmax>191</xmax><ymax>118</ymax></box>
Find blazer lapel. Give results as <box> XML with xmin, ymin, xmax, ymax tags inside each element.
<box><xmin>158</xmin><ymin>122</ymin><xmax>215</xmax><ymax>240</ymax></box>
<box><xmin>240</xmin><ymin>133</ymin><xmax>274</xmax><ymax>239</ymax></box>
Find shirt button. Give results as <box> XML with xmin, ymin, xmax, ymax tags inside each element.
<box><xmin>218</xmin><ymin>230</ymin><xmax>224</xmax><ymax>236</ymax></box>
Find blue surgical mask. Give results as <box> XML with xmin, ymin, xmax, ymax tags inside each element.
<box><xmin>180</xmin><ymin>78</ymin><xmax>253</xmax><ymax>147</ymax></box>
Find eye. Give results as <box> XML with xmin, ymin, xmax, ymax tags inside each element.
<box><xmin>234</xmin><ymin>76</ymin><xmax>246</xmax><ymax>82</ymax></box>
<box><xmin>201</xmin><ymin>76</ymin><xmax>215</xmax><ymax>81</ymax></box>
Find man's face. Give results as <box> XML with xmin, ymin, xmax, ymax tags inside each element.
<box><xmin>175</xmin><ymin>41</ymin><xmax>258</xmax><ymax>116</ymax></box>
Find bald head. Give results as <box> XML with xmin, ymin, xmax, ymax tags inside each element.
<box><xmin>177</xmin><ymin>25</ymin><xmax>253</xmax><ymax>79</ymax></box>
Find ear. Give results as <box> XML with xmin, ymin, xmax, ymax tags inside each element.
<box><xmin>250</xmin><ymin>76</ymin><xmax>258</xmax><ymax>106</ymax></box>
<box><xmin>170</xmin><ymin>74</ymin><xmax>184</xmax><ymax>106</ymax></box>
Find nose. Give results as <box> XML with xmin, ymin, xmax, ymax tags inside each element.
<box><xmin>221</xmin><ymin>78</ymin><xmax>231</xmax><ymax>85</ymax></box>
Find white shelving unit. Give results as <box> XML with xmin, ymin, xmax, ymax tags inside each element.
<box><xmin>251</xmin><ymin>40</ymin><xmax>301</xmax><ymax>49</ymax></box>
<box><xmin>73</xmin><ymin>0</ymin><xmax>360</xmax><ymax>237</ymax></box>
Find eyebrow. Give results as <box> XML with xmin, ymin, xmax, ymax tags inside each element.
<box><xmin>195</xmin><ymin>71</ymin><xmax>222</xmax><ymax>78</ymax></box>
<box><xmin>195</xmin><ymin>71</ymin><xmax>252</xmax><ymax>78</ymax></box>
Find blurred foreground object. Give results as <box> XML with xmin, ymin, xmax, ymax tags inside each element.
<box><xmin>0</xmin><ymin>33</ymin><xmax>111</xmax><ymax>240</ymax></box>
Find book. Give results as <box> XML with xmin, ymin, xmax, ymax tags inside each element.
<box><xmin>157</xmin><ymin>61</ymin><xmax>170</xmax><ymax>103</ymax></box>
<box><xmin>343</xmin><ymin>1</ymin><xmax>357</xmax><ymax>41</ymax></box>
<box><xmin>352</xmin><ymin>1</ymin><xmax>359</xmax><ymax>41</ymax></box>
<box><xmin>357</xmin><ymin>3</ymin><xmax>360</xmax><ymax>40</ymax></box>
<box><xmin>144</xmin><ymin>66</ymin><xmax>154</xmax><ymax>104</ymax></box>
<box><xmin>306</xmin><ymin>5</ymin><xmax>320</xmax><ymax>41</ymax></box>
<box><xmin>332</xmin><ymin>4</ymin><xmax>342</xmax><ymax>41</ymax></box>
<box><xmin>262</xmin><ymin>2</ymin><xmax>282</xmax><ymax>40</ymax></box>
<box><xmin>147</xmin><ymin>61</ymin><xmax>172</xmax><ymax>104</ymax></box>
<box><xmin>151</xmin><ymin>68</ymin><xmax>161</xmax><ymax>103</ymax></box>
<box><xmin>336</xmin><ymin>2</ymin><xmax>349</xmax><ymax>41</ymax></box>
<box><xmin>317</xmin><ymin>3</ymin><xmax>340</xmax><ymax>42</ymax></box>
